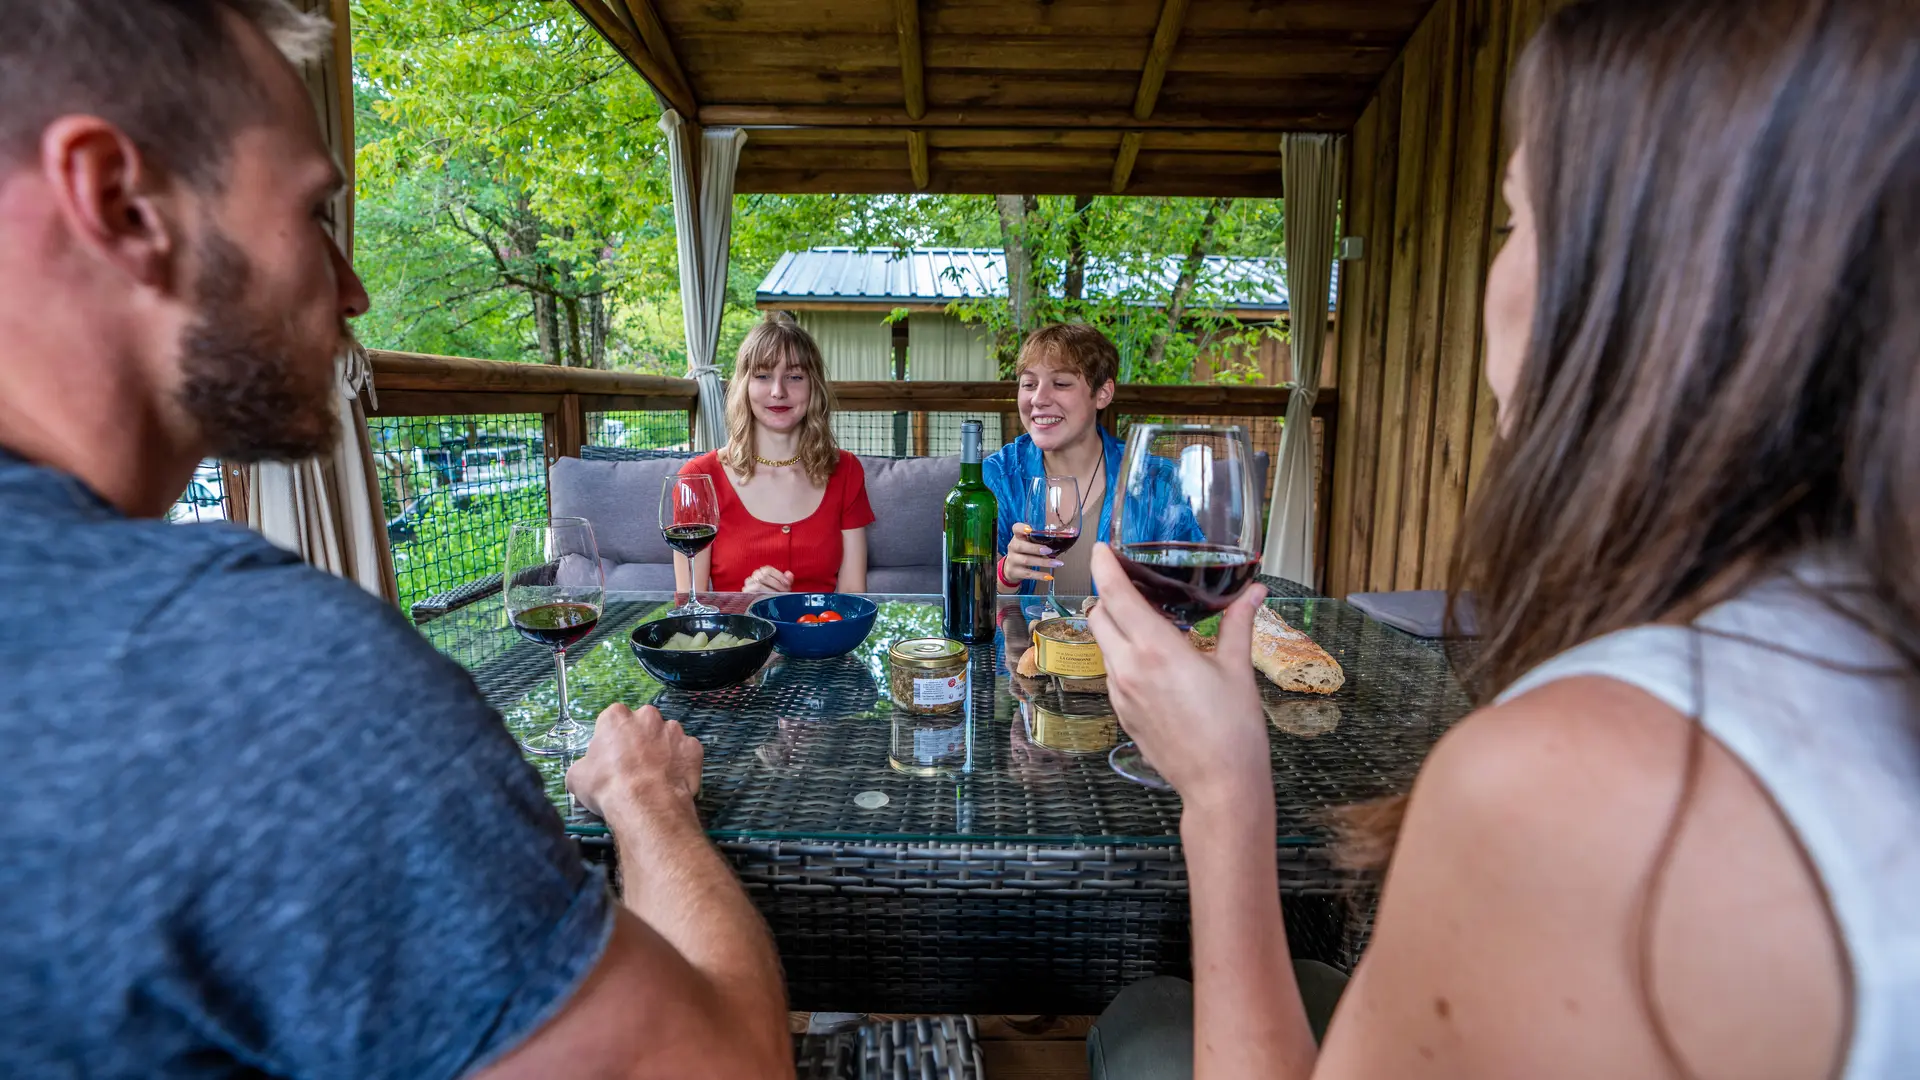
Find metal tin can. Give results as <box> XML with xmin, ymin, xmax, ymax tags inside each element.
<box><xmin>1033</xmin><ymin>617</ymin><xmax>1105</xmax><ymax>678</ymax></box>
<box><xmin>888</xmin><ymin>637</ymin><xmax>969</xmax><ymax>716</ymax></box>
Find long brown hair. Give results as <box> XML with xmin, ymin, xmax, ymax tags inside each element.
<box><xmin>1342</xmin><ymin>0</ymin><xmax>1919</xmax><ymax>862</ymax></box>
<box><xmin>721</xmin><ymin>314</ymin><xmax>842</xmax><ymax>487</ymax></box>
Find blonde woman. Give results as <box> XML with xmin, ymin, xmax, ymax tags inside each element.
<box><xmin>675</xmin><ymin>316</ymin><xmax>873</xmax><ymax>595</ymax></box>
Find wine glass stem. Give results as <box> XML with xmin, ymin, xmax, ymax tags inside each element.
<box><xmin>552</xmin><ymin>648</ymin><xmax>576</xmax><ymax>734</ymax></box>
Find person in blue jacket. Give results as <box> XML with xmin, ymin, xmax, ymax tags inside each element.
<box><xmin>983</xmin><ymin>324</ymin><xmax>1198</xmax><ymax>602</ymax></box>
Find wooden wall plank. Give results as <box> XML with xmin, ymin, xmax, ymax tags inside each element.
<box><xmin>1366</xmin><ymin>12</ymin><xmax>1438</xmax><ymax>592</ymax></box>
<box><xmin>1419</xmin><ymin>0</ymin><xmax>1506</xmax><ymax>587</ymax></box>
<box><xmin>1392</xmin><ymin>0</ymin><xmax>1462</xmax><ymax>590</ymax></box>
<box><xmin>1326</xmin><ymin>96</ymin><xmax>1377</xmax><ymax>596</ymax></box>
<box><xmin>1341</xmin><ymin>58</ymin><xmax>1404</xmax><ymax>596</ymax></box>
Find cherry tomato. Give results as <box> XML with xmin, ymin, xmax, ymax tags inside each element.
<box><xmin>818</xmin><ymin>610</ymin><xmax>844</xmax><ymax>622</ymax></box>
<box><xmin>797</xmin><ymin>614</ymin><xmax>819</xmax><ymax>624</ymax></box>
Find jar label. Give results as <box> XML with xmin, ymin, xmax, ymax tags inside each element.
<box><xmin>913</xmin><ymin>673</ymin><xmax>967</xmax><ymax>706</ymax></box>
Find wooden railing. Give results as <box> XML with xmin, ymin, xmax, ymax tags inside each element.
<box><xmin>365</xmin><ymin>352</ymin><xmax>1341</xmax><ymax>597</ymax></box>
<box><xmin>368</xmin><ymin>350</ymin><xmax>700</xmax><ymax>470</ymax></box>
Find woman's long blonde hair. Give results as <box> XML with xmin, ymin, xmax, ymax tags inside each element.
<box><xmin>721</xmin><ymin>314</ymin><xmax>842</xmax><ymax>486</ymax></box>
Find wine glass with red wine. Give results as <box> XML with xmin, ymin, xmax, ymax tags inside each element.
<box><xmin>1105</xmin><ymin>423</ymin><xmax>1263</xmax><ymax>789</ymax></box>
<box><xmin>504</xmin><ymin>517</ymin><xmax>605</xmax><ymax>757</ymax></box>
<box><xmin>1026</xmin><ymin>474</ymin><xmax>1082</xmax><ymax>615</ymax></box>
<box><xmin>660</xmin><ymin>474</ymin><xmax>720</xmax><ymax>615</ymax></box>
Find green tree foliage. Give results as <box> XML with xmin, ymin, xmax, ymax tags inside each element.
<box><xmin>349</xmin><ymin>1</ymin><xmax>1290</xmax><ymax>385</ymax></box>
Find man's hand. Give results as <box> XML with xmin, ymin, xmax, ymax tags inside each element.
<box><xmin>741</xmin><ymin>565</ymin><xmax>795</xmax><ymax>594</ymax></box>
<box><xmin>1085</xmin><ymin>543</ymin><xmax>1271</xmax><ymax>807</ymax></box>
<box><xmin>1003</xmin><ymin>522</ymin><xmax>1060</xmax><ymax>584</ymax></box>
<box><xmin>567</xmin><ymin>704</ymin><xmax>703</xmax><ymax>819</ymax></box>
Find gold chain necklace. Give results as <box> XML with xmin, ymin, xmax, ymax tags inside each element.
<box><xmin>755</xmin><ymin>452</ymin><xmax>801</xmax><ymax>468</ymax></box>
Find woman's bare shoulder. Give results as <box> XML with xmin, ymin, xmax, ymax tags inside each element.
<box><xmin>1314</xmin><ymin>677</ymin><xmax>1844</xmax><ymax>1080</ymax></box>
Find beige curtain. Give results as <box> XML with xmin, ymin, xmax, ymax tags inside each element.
<box><xmin>243</xmin><ymin>0</ymin><xmax>396</xmax><ymax>602</ymax></box>
<box><xmin>659</xmin><ymin>110</ymin><xmax>746</xmax><ymax>451</ymax></box>
<box><xmin>1260</xmin><ymin>133</ymin><xmax>1345</xmax><ymax>586</ymax></box>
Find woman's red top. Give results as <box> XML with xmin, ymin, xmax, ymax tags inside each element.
<box><xmin>679</xmin><ymin>450</ymin><xmax>875</xmax><ymax>593</ymax></box>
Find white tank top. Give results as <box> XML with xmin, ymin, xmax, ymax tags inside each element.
<box><xmin>1496</xmin><ymin>555</ymin><xmax>1920</xmax><ymax>1078</ymax></box>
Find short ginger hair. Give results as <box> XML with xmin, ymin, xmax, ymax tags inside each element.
<box><xmin>1015</xmin><ymin>323</ymin><xmax>1120</xmax><ymax>391</ymax></box>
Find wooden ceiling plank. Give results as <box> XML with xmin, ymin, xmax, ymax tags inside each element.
<box><xmin>1111</xmin><ymin>131</ymin><xmax>1143</xmax><ymax>193</ymax></box>
<box><xmin>700</xmin><ymin>103</ymin><xmax>1350</xmax><ymax>130</ymax></box>
<box><xmin>907</xmin><ymin>129</ymin><xmax>930</xmax><ymax>188</ymax></box>
<box><xmin>568</xmin><ymin>0</ymin><xmax>696</xmax><ymax>116</ymax></box>
<box><xmin>1132</xmin><ymin>0</ymin><xmax>1192</xmax><ymax>120</ymax></box>
<box><xmin>734</xmin><ymin>166</ymin><xmax>1291</xmax><ymax>198</ymax></box>
<box><xmin>618</xmin><ymin>0</ymin><xmax>697</xmax><ymax>108</ymax></box>
<box><xmin>894</xmin><ymin>0</ymin><xmax>927</xmax><ymax>120</ymax></box>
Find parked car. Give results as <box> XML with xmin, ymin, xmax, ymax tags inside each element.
<box><xmin>385</xmin><ymin>477</ymin><xmax>540</xmax><ymax>545</ymax></box>
<box><xmin>460</xmin><ymin>444</ymin><xmax>533</xmax><ymax>484</ymax></box>
<box><xmin>167</xmin><ymin>478</ymin><xmax>226</xmax><ymax>524</ymax></box>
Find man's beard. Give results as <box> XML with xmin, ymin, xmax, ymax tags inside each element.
<box><xmin>174</xmin><ymin>227</ymin><xmax>342</xmax><ymax>462</ymax></box>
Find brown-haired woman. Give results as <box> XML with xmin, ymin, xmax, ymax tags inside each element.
<box><xmin>675</xmin><ymin>316</ymin><xmax>874</xmax><ymax>595</ymax></box>
<box><xmin>1083</xmin><ymin>1</ymin><xmax>1919</xmax><ymax>1076</ymax></box>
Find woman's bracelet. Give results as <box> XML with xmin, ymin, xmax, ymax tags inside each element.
<box><xmin>996</xmin><ymin>555</ymin><xmax>1017</xmax><ymax>588</ymax></box>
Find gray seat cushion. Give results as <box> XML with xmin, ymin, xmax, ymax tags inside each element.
<box><xmin>549</xmin><ymin>455</ymin><xmax>694</xmax><ymax>586</ymax></box>
<box><xmin>857</xmin><ymin>454</ymin><xmax>957</xmax><ymax>593</ymax></box>
<box><xmin>552</xmin><ymin>452</ymin><xmax>957</xmax><ymax>595</ymax></box>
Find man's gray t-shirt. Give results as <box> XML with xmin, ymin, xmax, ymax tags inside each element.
<box><xmin>0</xmin><ymin>451</ymin><xmax>613</xmax><ymax>1078</ymax></box>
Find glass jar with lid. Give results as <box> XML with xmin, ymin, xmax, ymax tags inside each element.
<box><xmin>888</xmin><ymin>637</ymin><xmax>968</xmax><ymax>716</ymax></box>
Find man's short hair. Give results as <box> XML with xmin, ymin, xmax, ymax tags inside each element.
<box><xmin>1016</xmin><ymin>323</ymin><xmax>1121</xmax><ymax>391</ymax></box>
<box><xmin>0</xmin><ymin>0</ymin><xmax>332</xmax><ymax>188</ymax></box>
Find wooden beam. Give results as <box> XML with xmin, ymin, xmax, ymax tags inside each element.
<box><xmin>1133</xmin><ymin>0</ymin><xmax>1193</xmax><ymax>120</ymax></box>
<box><xmin>907</xmin><ymin>129</ymin><xmax>930</xmax><ymax>189</ymax></box>
<box><xmin>617</xmin><ymin>0</ymin><xmax>695</xmax><ymax>111</ymax></box>
<box><xmin>370</xmin><ymin>350</ymin><xmax>700</xmax><ymax>402</ymax></box>
<box><xmin>733</xmin><ymin>166</ymin><xmax>1288</xmax><ymax>198</ymax></box>
<box><xmin>1110</xmin><ymin>131</ymin><xmax>1142</xmax><ymax>192</ymax></box>
<box><xmin>369</xmin><ymin>390</ymin><xmax>564</xmax><ymax>418</ymax></box>
<box><xmin>567</xmin><ymin>0</ymin><xmax>696</xmax><ymax>117</ymax></box>
<box><xmin>893</xmin><ymin>0</ymin><xmax>927</xmax><ymax>120</ymax></box>
<box><xmin>699</xmin><ymin>104</ymin><xmax>1350</xmax><ymax>131</ymax></box>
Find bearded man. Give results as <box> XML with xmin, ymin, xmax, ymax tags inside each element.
<box><xmin>0</xmin><ymin>3</ymin><xmax>790</xmax><ymax>1077</ymax></box>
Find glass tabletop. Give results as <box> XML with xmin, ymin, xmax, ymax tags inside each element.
<box><xmin>424</xmin><ymin>591</ymin><xmax>1474</xmax><ymax>848</ymax></box>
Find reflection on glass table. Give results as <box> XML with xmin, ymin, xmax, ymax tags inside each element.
<box><xmin>420</xmin><ymin>591</ymin><xmax>1471</xmax><ymax>849</ymax></box>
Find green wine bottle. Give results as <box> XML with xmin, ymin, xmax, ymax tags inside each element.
<box><xmin>943</xmin><ymin>420</ymin><xmax>998</xmax><ymax>644</ymax></box>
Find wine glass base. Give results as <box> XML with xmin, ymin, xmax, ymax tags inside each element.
<box><xmin>520</xmin><ymin>722</ymin><xmax>594</xmax><ymax>757</ymax></box>
<box><xmin>669</xmin><ymin>599</ymin><xmax>719</xmax><ymax>616</ymax></box>
<box><xmin>1109</xmin><ymin>741</ymin><xmax>1173</xmax><ymax>790</ymax></box>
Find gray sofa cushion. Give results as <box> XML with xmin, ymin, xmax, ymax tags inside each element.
<box><xmin>551</xmin><ymin>452</ymin><xmax>956</xmax><ymax>595</ymax></box>
<box><xmin>858</xmin><ymin>454</ymin><xmax>957</xmax><ymax>577</ymax></box>
<box><xmin>549</xmin><ymin>455</ymin><xmax>691</xmax><ymax>568</ymax></box>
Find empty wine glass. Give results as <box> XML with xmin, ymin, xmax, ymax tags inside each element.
<box><xmin>661</xmin><ymin>473</ymin><xmax>720</xmax><ymax>614</ymax></box>
<box><xmin>1025</xmin><ymin>474</ymin><xmax>1082</xmax><ymax>616</ymax></box>
<box><xmin>504</xmin><ymin>517</ymin><xmax>604</xmax><ymax>756</ymax></box>
<box><xmin>1105</xmin><ymin>424</ymin><xmax>1262</xmax><ymax>789</ymax></box>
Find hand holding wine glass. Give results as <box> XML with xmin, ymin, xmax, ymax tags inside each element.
<box><xmin>1024</xmin><ymin>474</ymin><xmax>1082</xmax><ymax>612</ymax></box>
<box><xmin>1103</xmin><ymin>423</ymin><xmax>1263</xmax><ymax>787</ymax></box>
<box><xmin>505</xmin><ymin>517</ymin><xmax>604</xmax><ymax>757</ymax></box>
<box><xmin>1086</xmin><ymin>543</ymin><xmax>1271</xmax><ymax>801</ymax></box>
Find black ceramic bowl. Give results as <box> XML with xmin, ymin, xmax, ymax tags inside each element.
<box><xmin>629</xmin><ymin>612</ymin><xmax>777</xmax><ymax>692</ymax></box>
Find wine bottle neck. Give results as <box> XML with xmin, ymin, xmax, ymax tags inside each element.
<box><xmin>958</xmin><ymin>461</ymin><xmax>984</xmax><ymax>484</ymax></box>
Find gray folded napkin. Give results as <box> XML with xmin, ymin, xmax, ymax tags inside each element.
<box><xmin>1345</xmin><ymin>590</ymin><xmax>1479</xmax><ymax>638</ymax></box>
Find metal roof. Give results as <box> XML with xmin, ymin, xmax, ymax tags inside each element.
<box><xmin>756</xmin><ymin>247</ymin><xmax>1317</xmax><ymax>314</ymax></box>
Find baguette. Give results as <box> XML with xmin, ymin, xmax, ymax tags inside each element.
<box><xmin>1188</xmin><ymin>608</ymin><xmax>1345</xmax><ymax>695</ymax></box>
<box><xmin>1251</xmin><ymin>604</ymin><xmax>1344</xmax><ymax>694</ymax></box>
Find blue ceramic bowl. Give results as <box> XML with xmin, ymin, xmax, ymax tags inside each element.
<box><xmin>747</xmin><ymin>593</ymin><xmax>879</xmax><ymax>659</ymax></box>
<box><xmin>630</xmin><ymin>612</ymin><xmax>777</xmax><ymax>692</ymax></box>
